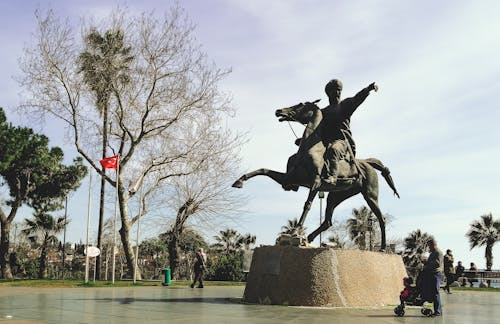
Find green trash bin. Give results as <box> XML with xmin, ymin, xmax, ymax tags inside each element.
<box><xmin>162</xmin><ymin>268</ymin><xmax>171</xmax><ymax>286</ymax></box>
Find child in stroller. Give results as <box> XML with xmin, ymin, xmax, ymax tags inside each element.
<box><xmin>394</xmin><ymin>275</ymin><xmax>433</xmax><ymax>317</ymax></box>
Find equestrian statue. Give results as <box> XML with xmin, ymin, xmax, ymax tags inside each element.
<box><xmin>232</xmin><ymin>79</ymin><xmax>399</xmax><ymax>251</ymax></box>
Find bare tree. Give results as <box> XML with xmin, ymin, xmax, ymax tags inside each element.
<box><xmin>18</xmin><ymin>5</ymin><xmax>232</xmax><ymax>277</ymax></box>
<box><xmin>160</xmin><ymin>127</ymin><xmax>246</xmax><ymax>278</ymax></box>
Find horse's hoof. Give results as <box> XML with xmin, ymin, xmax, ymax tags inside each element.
<box><xmin>232</xmin><ymin>180</ymin><xmax>243</xmax><ymax>188</ymax></box>
<box><xmin>282</xmin><ymin>184</ymin><xmax>299</xmax><ymax>191</ymax></box>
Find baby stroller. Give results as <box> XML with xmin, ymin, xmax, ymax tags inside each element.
<box><xmin>394</xmin><ymin>276</ymin><xmax>434</xmax><ymax>317</ymax></box>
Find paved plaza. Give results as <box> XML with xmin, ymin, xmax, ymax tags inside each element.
<box><xmin>0</xmin><ymin>286</ymin><xmax>499</xmax><ymax>323</ymax></box>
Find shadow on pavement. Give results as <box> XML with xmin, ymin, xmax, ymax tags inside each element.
<box><xmin>367</xmin><ymin>314</ymin><xmax>422</xmax><ymax>318</ymax></box>
<box><xmin>69</xmin><ymin>297</ymin><xmax>242</xmax><ymax>305</ymax></box>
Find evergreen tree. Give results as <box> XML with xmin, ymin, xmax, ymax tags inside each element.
<box><xmin>0</xmin><ymin>108</ymin><xmax>87</xmax><ymax>278</ymax></box>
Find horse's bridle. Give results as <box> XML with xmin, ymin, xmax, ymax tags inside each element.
<box><xmin>284</xmin><ymin>101</ymin><xmax>322</xmax><ymax>140</ymax></box>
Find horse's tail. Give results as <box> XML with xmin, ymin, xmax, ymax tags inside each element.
<box><xmin>364</xmin><ymin>158</ymin><xmax>400</xmax><ymax>198</ymax></box>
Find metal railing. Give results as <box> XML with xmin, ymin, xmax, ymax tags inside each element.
<box><xmin>458</xmin><ymin>270</ymin><xmax>500</xmax><ymax>282</ymax></box>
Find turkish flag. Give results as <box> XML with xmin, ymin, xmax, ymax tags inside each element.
<box><xmin>99</xmin><ymin>155</ymin><xmax>119</xmax><ymax>169</ymax></box>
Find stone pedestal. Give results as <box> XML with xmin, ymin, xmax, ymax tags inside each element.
<box><xmin>243</xmin><ymin>246</ymin><xmax>407</xmax><ymax>307</ymax></box>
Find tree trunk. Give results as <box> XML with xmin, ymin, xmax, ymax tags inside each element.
<box><xmin>0</xmin><ymin>220</ymin><xmax>13</xmax><ymax>279</ymax></box>
<box><xmin>117</xmin><ymin>175</ymin><xmax>141</xmax><ymax>280</ymax></box>
<box><xmin>167</xmin><ymin>234</ymin><xmax>180</xmax><ymax>279</ymax></box>
<box><xmin>39</xmin><ymin>237</ymin><xmax>48</xmax><ymax>279</ymax></box>
<box><xmin>96</xmin><ymin>106</ymin><xmax>108</xmax><ymax>280</ymax></box>
<box><xmin>165</xmin><ymin>200</ymin><xmax>192</xmax><ymax>279</ymax></box>
<box><xmin>486</xmin><ymin>243</ymin><xmax>493</xmax><ymax>287</ymax></box>
<box><xmin>486</xmin><ymin>243</ymin><xmax>493</xmax><ymax>271</ymax></box>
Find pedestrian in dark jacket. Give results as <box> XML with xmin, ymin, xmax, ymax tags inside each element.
<box><xmin>191</xmin><ymin>248</ymin><xmax>206</xmax><ymax>288</ymax></box>
<box><xmin>422</xmin><ymin>239</ymin><xmax>444</xmax><ymax>316</ymax></box>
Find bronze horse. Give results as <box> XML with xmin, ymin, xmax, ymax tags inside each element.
<box><xmin>232</xmin><ymin>101</ymin><xmax>399</xmax><ymax>250</ymax></box>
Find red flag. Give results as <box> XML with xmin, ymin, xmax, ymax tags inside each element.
<box><xmin>99</xmin><ymin>155</ymin><xmax>119</xmax><ymax>170</ymax></box>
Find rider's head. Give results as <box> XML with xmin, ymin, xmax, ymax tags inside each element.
<box><xmin>325</xmin><ymin>79</ymin><xmax>343</xmax><ymax>105</ymax></box>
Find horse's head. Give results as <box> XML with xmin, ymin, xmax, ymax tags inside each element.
<box><xmin>275</xmin><ymin>99</ymin><xmax>321</xmax><ymax>125</ymax></box>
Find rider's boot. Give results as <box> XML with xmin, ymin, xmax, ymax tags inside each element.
<box><xmin>324</xmin><ymin>159</ymin><xmax>338</xmax><ymax>185</ymax></box>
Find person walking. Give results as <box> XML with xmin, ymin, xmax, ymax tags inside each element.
<box><xmin>443</xmin><ymin>249</ymin><xmax>455</xmax><ymax>294</ymax></box>
<box><xmin>422</xmin><ymin>239</ymin><xmax>444</xmax><ymax>317</ymax></box>
<box><xmin>191</xmin><ymin>248</ymin><xmax>206</xmax><ymax>288</ymax></box>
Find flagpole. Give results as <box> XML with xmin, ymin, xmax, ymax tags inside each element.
<box><xmin>111</xmin><ymin>156</ymin><xmax>120</xmax><ymax>284</ymax></box>
<box><xmin>84</xmin><ymin>171</ymin><xmax>92</xmax><ymax>284</ymax></box>
<box><xmin>93</xmin><ymin>256</ymin><xmax>97</xmax><ymax>282</ymax></box>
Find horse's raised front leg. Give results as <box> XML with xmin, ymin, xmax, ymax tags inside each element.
<box><xmin>232</xmin><ymin>169</ymin><xmax>287</xmax><ymax>189</ymax></box>
<box><xmin>296</xmin><ymin>173</ymin><xmax>324</xmax><ymax>228</ymax></box>
<box><xmin>307</xmin><ymin>189</ymin><xmax>359</xmax><ymax>243</ymax></box>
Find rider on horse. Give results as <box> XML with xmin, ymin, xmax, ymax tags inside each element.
<box><xmin>232</xmin><ymin>79</ymin><xmax>398</xmax><ymax>249</ymax></box>
<box><xmin>321</xmin><ymin>79</ymin><xmax>378</xmax><ymax>185</ymax></box>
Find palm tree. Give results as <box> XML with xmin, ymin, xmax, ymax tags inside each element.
<box><xmin>79</xmin><ymin>28</ymin><xmax>134</xmax><ymax>114</ymax></box>
<box><xmin>213</xmin><ymin>229</ymin><xmax>242</xmax><ymax>254</ymax></box>
<box><xmin>237</xmin><ymin>233</ymin><xmax>256</xmax><ymax>250</ymax></box>
<box><xmin>328</xmin><ymin>234</ymin><xmax>346</xmax><ymax>248</ymax></box>
<box><xmin>212</xmin><ymin>229</ymin><xmax>256</xmax><ymax>255</ymax></box>
<box><xmin>402</xmin><ymin>229</ymin><xmax>434</xmax><ymax>279</ymax></box>
<box><xmin>22</xmin><ymin>211</ymin><xmax>68</xmax><ymax>279</ymax></box>
<box><xmin>466</xmin><ymin>213</ymin><xmax>500</xmax><ymax>271</ymax></box>
<box><xmin>78</xmin><ymin>28</ymin><xmax>134</xmax><ymax>279</ymax></box>
<box><xmin>346</xmin><ymin>206</ymin><xmax>373</xmax><ymax>250</ymax></box>
<box><xmin>280</xmin><ymin>218</ymin><xmax>306</xmax><ymax>236</ymax></box>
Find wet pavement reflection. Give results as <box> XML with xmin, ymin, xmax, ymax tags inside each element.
<box><xmin>0</xmin><ymin>286</ymin><xmax>499</xmax><ymax>323</ymax></box>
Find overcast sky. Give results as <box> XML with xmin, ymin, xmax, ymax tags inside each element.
<box><xmin>1</xmin><ymin>0</ymin><xmax>499</xmax><ymax>269</ymax></box>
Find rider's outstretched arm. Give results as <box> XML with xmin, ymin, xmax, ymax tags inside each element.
<box><xmin>341</xmin><ymin>82</ymin><xmax>378</xmax><ymax>117</ymax></box>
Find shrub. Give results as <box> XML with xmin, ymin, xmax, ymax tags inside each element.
<box><xmin>205</xmin><ymin>253</ymin><xmax>244</xmax><ymax>281</ymax></box>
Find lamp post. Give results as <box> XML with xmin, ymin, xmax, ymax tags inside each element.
<box><xmin>367</xmin><ymin>215</ymin><xmax>374</xmax><ymax>251</ymax></box>
<box><xmin>85</xmin><ymin>172</ymin><xmax>92</xmax><ymax>284</ymax></box>
<box><xmin>62</xmin><ymin>195</ymin><xmax>68</xmax><ymax>279</ymax></box>
<box><xmin>133</xmin><ymin>184</ymin><xmax>144</xmax><ymax>284</ymax></box>
<box><xmin>318</xmin><ymin>191</ymin><xmax>325</xmax><ymax>245</ymax></box>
